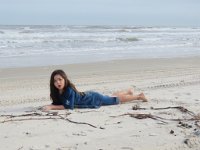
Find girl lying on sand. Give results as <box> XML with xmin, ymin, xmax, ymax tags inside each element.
<box><xmin>42</xmin><ymin>70</ymin><xmax>147</xmax><ymax>111</ymax></box>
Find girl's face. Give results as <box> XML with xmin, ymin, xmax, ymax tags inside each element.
<box><xmin>54</xmin><ymin>74</ymin><xmax>65</xmax><ymax>91</ymax></box>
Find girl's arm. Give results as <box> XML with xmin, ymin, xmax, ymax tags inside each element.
<box><xmin>62</xmin><ymin>88</ymin><xmax>75</xmax><ymax>109</ymax></box>
<box><xmin>42</xmin><ymin>104</ymin><xmax>65</xmax><ymax>111</ymax></box>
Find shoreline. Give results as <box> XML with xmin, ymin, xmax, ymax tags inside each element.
<box><xmin>1</xmin><ymin>55</ymin><xmax>199</xmax><ymax>74</ymax></box>
<box><xmin>1</xmin><ymin>54</ymin><xmax>200</xmax><ymax>69</ymax></box>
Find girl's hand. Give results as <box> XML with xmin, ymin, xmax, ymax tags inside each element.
<box><xmin>42</xmin><ymin>105</ymin><xmax>53</xmax><ymax>111</ymax></box>
<box><xmin>42</xmin><ymin>105</ymin><xmax>65</xmax><ymax>111</ymax></box>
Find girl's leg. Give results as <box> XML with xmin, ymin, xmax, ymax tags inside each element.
<box><xmin>112</xmin><ymin>88</ymin><xmax>134</xmax><ymax>96</ymax></box>
<box><xmin>117</xmin><ymin>92</ymin><xmax>147</xmax><ymax>103</ymax></box>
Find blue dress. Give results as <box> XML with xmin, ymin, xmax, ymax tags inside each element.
<box><xmin>52</xmin><ymin>87</ymin><xmax>119</xmax><ymax>109</ymax></box>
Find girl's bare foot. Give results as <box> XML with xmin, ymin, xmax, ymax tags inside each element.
<box><xmin>138</xmin><ymin>93</ymin><xmax>148</xmax><ymax>102</ymax></box>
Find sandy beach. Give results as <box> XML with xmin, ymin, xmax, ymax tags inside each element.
<box><xmin>0</xmin><ymin>57</ymin><xmax>200</xmax><ymax>150</ymax></box>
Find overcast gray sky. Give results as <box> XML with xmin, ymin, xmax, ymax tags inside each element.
<box><xmin>0</xmin><ymin>0</ymin><xmax>200</xmax><ymax>26</ymax></box>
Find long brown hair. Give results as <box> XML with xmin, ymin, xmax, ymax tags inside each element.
<box><xmin>50</xmin><ymin>69</ymin><xmax>84</xmax><ymax>103</ymax></box>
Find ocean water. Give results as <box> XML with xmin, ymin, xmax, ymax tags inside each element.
<box><xmin>0</xmin><ymin>25</ymin><xmax>200</xmax><ymax>68</ymax></box>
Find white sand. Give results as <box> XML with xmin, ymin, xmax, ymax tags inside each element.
<box><xmin>0</xmin><ymin>57</ymin><xmax>200</xmax><ymax>150</ymax></box>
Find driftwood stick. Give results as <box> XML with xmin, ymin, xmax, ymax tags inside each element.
<box><xmin>0</xmin><ymin>112</ymin><xmax>99</xmax><ymax>129</ymax></box>
<box><xmin>0</xmin><ymin>112</ymin><xmax>71</xmax><ymax>118</ymax></box>
<box><xmin>0</xmin><ymin>117</ymin><xmax>56</xmax><ymax>123</ymax></box>
<box><xmin>57</xmin><ymin>114</ymin><xmax>98</xmax><ymax>128</ymax></box>
<box><xmin>132</xmin><ymin>105</ymin><xmax>196</xmax><ymax>117</ymax></box>
<box><xmin>151</xmin><ymin>106</ymin><xmax>196</xmax><ymax>116</ymax></box>
<box><xmin>111</xmin><ymin>113</ymin><xmax>200</xmax><ymax>123</ymax></box>
<box><xmin>0</xmin><ymin>112</ymin><xmax>42</xmax><ymax>118</ymax></box>
<box><xmin>111</xmin><ymin>113</ymin><xmax>168</xmax><ymax>124</ymax></box>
